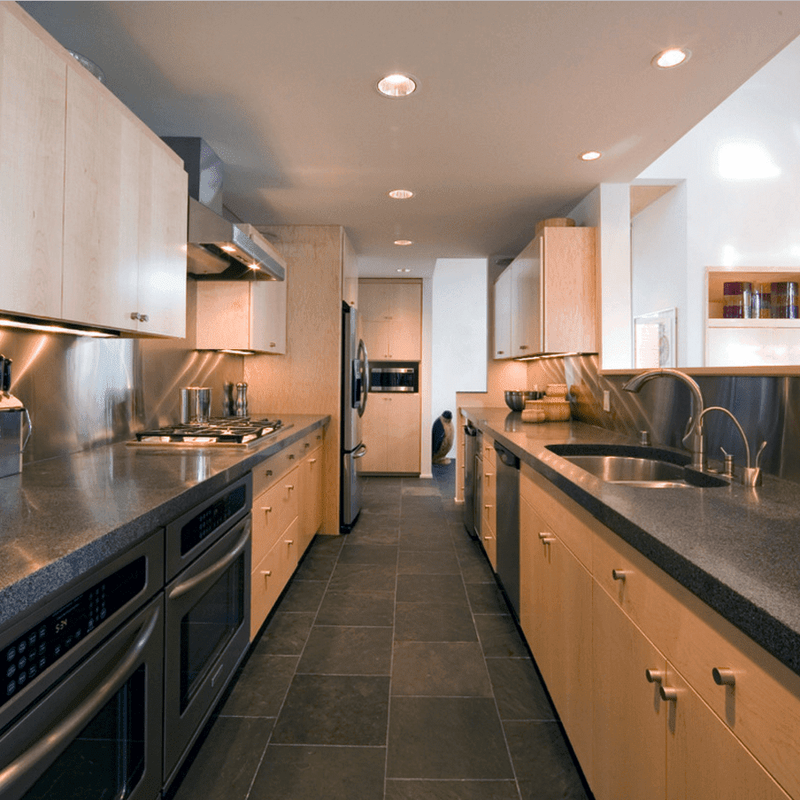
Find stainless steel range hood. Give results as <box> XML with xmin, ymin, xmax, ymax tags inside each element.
<box><xmin>163</xmin><ymin>137</ymin><xmax>285</xmax><ymax>282</ymax></box>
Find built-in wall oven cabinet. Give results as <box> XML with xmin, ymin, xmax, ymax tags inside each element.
<box><xmin>162</xmin><ymin>475</ymin><xmax>252</xmax><ymax>790</ymax></box>
<box><xmin>0</xmin><ymin>533</ymin><xmax>165</xmax><ymax>800</ymax></box>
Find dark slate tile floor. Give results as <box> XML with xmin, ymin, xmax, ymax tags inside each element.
<box><xmin>167</xmin><ymin>464</ymin><xmax>591</xmax><ymax>800</ymax></box>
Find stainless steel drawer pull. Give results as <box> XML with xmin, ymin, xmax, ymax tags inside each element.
<box><xmin>309</xmin><ymin>459</ymin><xmax>317</xmax><ymax>464</ymax></box>
<box><xmin>285</xmin><ymin>539</ymin><xmax>294</xmax><ymax>545</ymax></box>
<box><xmin>265</xmin><ymin>469</ymin><xmax>273</xmax><ymax>477</ymax></box>
<box><xmin>262</xmin><ymin>506</ymin><xmax>272</xmax><ymax>513</ymax></box>
<box><xmin>538</xmin><ymin>532</ymin><xmax>556</xmax><ymax>543</ymax></box>
<box><xmin>286</xmin><ymin>485</ymin><xmax>295</xmax><ymax>491</ymax></box>
<box><xmin>645</xmin><ymin>669</ymin><xmax>665</xmax><ymax>684</ymax></box>
<box><xmin>712</xmin><ymin>668</ymin><xmax>736</xmax><ymax>687</ymax></box>
<box><xmin>288</xmin><ymin>454</ymin><xmax>296</xmax><ymax>460</ymax></box>
<box><xmin>659</xmin><ymin>685</ymin><xmax>679</xmax><ymax>702</ymax></box>
<box><xmin>612</xmin><ymin>569</ymin><xmax>632</xmax><ymax>581</ymax></box>
<box><xmin>261</xmin><ymin>570</ymin><xmax>272</xmax><ymax>579</ymax></box>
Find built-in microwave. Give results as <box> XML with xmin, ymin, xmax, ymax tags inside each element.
<box><xmin>369</xmin><ymin>362</ymin><xmax>419</xmax><ymax>393</ymax></box>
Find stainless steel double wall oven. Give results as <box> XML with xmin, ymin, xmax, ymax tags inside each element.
<box><xmin>0</xmin><ymin>474</ymin><xmax>252</xmax><ymax>799</ymax></box>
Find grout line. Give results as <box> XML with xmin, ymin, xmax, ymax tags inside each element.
<box><xmin>242</xmin><ymin>534</ymin><xmax>345</xmax><ymax>800</ymax></box>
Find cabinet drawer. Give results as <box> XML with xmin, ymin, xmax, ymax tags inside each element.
<box><xmin>253</xmin><ymin>433</ymin><xmax>318</xmax><ymax>497</ymax></box>
<box><xmin>520</xmin><ymin>463</ymin><xmax>593</xmax><ymax>569</ymax></box>
<box><xmin>594</xmin><ymin>524</ymin><xmax>800</xmax><ymax>799</ymax></box>
<box><xmin>251</xmin><ymin>467</ymin><xmax>299</xmax><ymax>564</ymax></box>
<box><xmin>483</xmin><ymin>439</ymin><xmax>496</xmax><ymax>467</ymax></box>
<box><xmin>250</xmin><ymin>518</ymin><xmax>299</xmax><ymax>640</ymax></box>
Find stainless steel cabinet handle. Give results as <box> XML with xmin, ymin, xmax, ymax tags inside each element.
<box><xmin>645</xmin><ymin>669</ymin><xmax>665</xmax><ymax>684</ymax></box>
<box><xmin>269</xmin><ymin>342</ymin><xmax>276</xmax><ymax>347</ymax></box>
<box><xmin>308</xmin><ymin>458</ymin><xmax>317</xmax><ymax>464</ymax></box>
<box><xmin>130</xmin><ymin>312</ymin><xmax>139</xmax><ymax>320</ymax></box>
<box><xmin>285</xmin><ymin>539</ymin><xmax>294</xmax><ymax>545</ymax></box>
<box><xmin>261</xmin><ymin>570</ymin><xmax>272</xmax><ymax>579</ymax></box>
<box><xmin>538</xmin><ymin>532</ymin><xmax>555</xmax><ymax>543</ymax></box>
<box><xmin>139</xmin><ymin>314</ymin><xmax>148</xmax><ymax>322</ymax></box>
<box><xmin>712</xmin><ymin>668</ymin><xmax>736</xmax><ymax>686</ymax></box>
<box><xmin>0</xmin><ymin>604</ymin><xmax>160</xmax><ymax>798</ymax></box>
<box><xmin>660</xmin><ymin>685</ymin><xmax>679</xmax><ymax>702</ymax></box>
<box><xmin>519</xmin><ymin>345</ymin><xmax>529</xmax><ymax>349</ymax></box>
<box><xmin>288</xmin><ymin>454</ymin><xmax>296</xmax><ymax>460</ymax></box>
<box><xmin>497</xmin><ymin>350</ymin><xmax>505</xmax><ymax>355</ymax></box>
<box><xmin>612</xmin><ymin>569</ymin><xmax>632</xmax><ymax>581</ymax></box>
<box><xmin>265</xmin><ymin>469</ymin><xmax>273</xmax><ymax>477</ymax></box>
<box><xmin>262</xmin><ymin>506</ymin><xmax>272</xmax><ymax>513</ymax></box>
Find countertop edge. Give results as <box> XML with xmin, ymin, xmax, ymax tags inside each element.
<box><xmin>0</xmin><ymin>415</ymin><xmax>330</xmax><ymax>629</ymax></box>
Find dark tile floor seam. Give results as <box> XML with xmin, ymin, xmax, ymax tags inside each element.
<box><xmin>242</xmin><ymin>535</ymin><xmax>347</xmax><ymax>800</ymax></box>
<box><xmin>383</xmin><ymin>517</ymin><xmax>401</xmax><ymax>800</ymax></box>
<box><xmin>456</xmin><ymin>550</ymin><xmax>526</xmax><ymax>800</ymax></box>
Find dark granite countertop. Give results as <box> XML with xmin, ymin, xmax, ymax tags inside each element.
<box><xmin>0</xmin><ymin>414</ymin><xmax>329</xmax><ymax>630</ymax></box>
<box><xmin>461</xmin><ymin>406</ymin><xmax>800</xmax><ymax>677</ymax></box>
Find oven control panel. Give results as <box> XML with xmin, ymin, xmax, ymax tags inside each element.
<box><xmin>180</xmin><ymin>482</ymin><xmax>248</xmax><ymax>556</ymax></box>
<box><xmin>3</xmin><ymin>557</ymin><xmax>147</xmax><ymax>709</ymax></box>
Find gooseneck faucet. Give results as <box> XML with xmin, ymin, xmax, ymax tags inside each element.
<box><xmin>622</xmin><ymin>368</ymin><xmax>706</xmax><ymax>470</ymax></box>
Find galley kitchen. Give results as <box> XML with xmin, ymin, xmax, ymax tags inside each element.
<box><xmin>4</xmin><ymin>3</ymin><xmax>800</xmax><ymax>800</ymax></box>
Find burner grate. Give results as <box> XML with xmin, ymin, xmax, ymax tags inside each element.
<box><xmin>131</xmin><ymin>418</ymin><xmax>286</xmax><ymax>446</ymax></box>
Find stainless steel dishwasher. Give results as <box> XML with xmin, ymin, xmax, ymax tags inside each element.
<box><xmin>494</xmin><ymin>441</ymin><xmax>521</xmax><ymax>618</ymax></box>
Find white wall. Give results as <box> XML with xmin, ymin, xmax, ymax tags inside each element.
<box><xmin>636</xmin><ymin>36</ymin><xmax>800</xmax><ymax>366</ymax></box>
<box><xmin>631</xmin><ymin>183</ymin><xmax>688</xmax><ymax>366</ymax></box>
<box><xmin>432</xmin><ymin>259</ymin><xmax>488</xmax><ymax>457</ymax></box>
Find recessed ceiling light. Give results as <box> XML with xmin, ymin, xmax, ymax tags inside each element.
<box><xmin>389</xmin><ymin>189</ymin><xmax>414</xmax><ymax>199</ymax></box>
<box><xmin>377</xmin><ymin>73</ymin><xmax>417</xmax><ymax>98</ymax></box>
<box><xmin>396</xmin><ymin>268</ymin><xmax>411</xmax><ymax>273</ymax></box>
<box><xmin>652</xmin><ymin>48</ymin><xmax>691</xmax><ymax>69</ymax></box>
<box><xmin>394</xmin><ymin>239</ymin><xmax>413</xmax><ymax>246</ymax></box>
<box><xmin>580</xmin><ymin>151</ymin><xmax>602</xmax><ymax>161</ymax></box>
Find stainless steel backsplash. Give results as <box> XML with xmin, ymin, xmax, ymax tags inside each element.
<box><xmin>528</xmin><ymin>354</ymin><xmax>800</xmax><ymax>484</ymax></box>
<box><xmin>1</xmin><ymin>281</ymin><xmax>243</xmax><ymax>464</ymax></box>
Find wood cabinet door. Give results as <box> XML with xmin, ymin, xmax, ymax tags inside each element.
<box><xmin>359</xmin><ymin>395</ymin><xmax>389</xmax><ymax>472</ymax></box>
<box><xmin>62</xmin><ymin>63</ymin><xmax>140</xmax><ymax>332</ymax></box>
<box><xmin>0</xmin><ymin>4</ymin><xmax>66</xmax><ymax>320</ymax></box>
<box><xmin>592</xmin><ymin>586</ymin><xmax>667</xmax><ymax>800</ymax></box>
<box><xmin>666</xmin><ymin>669</ymin><xmax>791</xmax><ymax>800</ymax></box>
<box><xmin>493</xmin><ymin>268</ymin><xmax>512</xmax><ymax>359</ymax></box>
<box><xmin>511</xmin><ymin>238</ymin><xmax>542</xmax><ymax>357</ymax></box>
<box><xmin>386</xmin><ymin>394</ymin><xmax>421</xmax><ymax>472</ymax></box>
<box><xmin>299</xmin><ymin>446</ymin><xmax>323</xmax><ymax>553</ymax></box>
<box><xmin>195</xmin><ymin>281</ymin><xmax>251</xmax><ymax>350</ymax></box>
<box><xmin>387</xmin><ymin>282</ymin><xmax>421</xmax><ymax>360</ymax></box>
<box><xmin>541</xmin><ymin>227</ymin><xmax>596</xmax><ymax>353</ymax></box>
<box><xmin>136</xmin><ymin>135</ymin><xmax>187</xmax><ymax>337</ymax></box>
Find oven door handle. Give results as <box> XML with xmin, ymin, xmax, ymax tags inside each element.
<box><xmin>168</xmin><ymin>518</ymin><xmax>251</xmax><ymax>602</ymax></box>
<box><xmin>0</xmin><ymin>604</ymin><xmax>161</xmax><ymax>798</ymax></box>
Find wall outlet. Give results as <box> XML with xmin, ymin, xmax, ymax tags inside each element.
<box><xmin>602</xmin><ymin>390</ymin><xmax>612</xmax><ymax>413</ymax></box>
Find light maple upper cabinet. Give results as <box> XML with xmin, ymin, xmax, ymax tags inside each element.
<box><xmin>0</xmin><ymin>3</ymin><xmax>66</xmax><ymax>321</ymax></box>
<box><xmin>1</xmin><ymin>3</ymin><xmax>188</xmax><ymax>337</ymax></box>
<box><xmin>359</xmin><ymin>279</ymin><xmax>421</xmax><ymax>360</ymax></box>
<box><xmin>62</xmin><ymin>63</ymin><xmax>187</xmax><ymax>336</ymax></box>
<box><xmin>196</xmin><ymin>276</ymin><xmax>287</xmax><ymax>354</ymax></box>
<box><xmin>493</xmin><ymin>268</ymin><xmax>512</xmax><ymax>359</ymax></box>
<box><xmin>494</xmin><ymin>226</ymin><xmax>596</xmax><ymax>358</ymax></box>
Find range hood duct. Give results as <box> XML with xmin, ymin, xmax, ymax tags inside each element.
<box><xmin>163</xmin><ymin>137</ymin><xmax>285</xmax><ymax>282</ymax></box>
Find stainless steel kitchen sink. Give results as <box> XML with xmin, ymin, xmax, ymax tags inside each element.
<box><xmin>545</xmin><ymin>444</ymin><xmax>728</xmax><ymax>488</ymax></box>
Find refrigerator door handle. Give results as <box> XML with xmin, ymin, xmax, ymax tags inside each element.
<box><xmin>353</xmin><ymin>443</ymin><xmax>368</xmax><ymax>458</ymax></box>
<box><xmin>356</xmin><ymin>339</ymin><xmax>369</xmax><ymax>417</ymax></box>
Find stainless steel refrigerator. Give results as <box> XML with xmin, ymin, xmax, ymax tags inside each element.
<box><xmin>340</xmin><ymin>302</ymin><xmax>369</xmax><ymax>532</ymax></box>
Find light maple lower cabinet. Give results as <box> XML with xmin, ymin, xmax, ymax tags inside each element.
<box><xmin>250</xmin><ymin>429</ymin><xmax>325</xmax><ymax>640</ymax></box>
<box><xmin>480</xmin><ymin>440</ymin><xmax>497</xmax><ymax>569</ymax></box>
<box><xmin>360</xmin><ymin>394</ymin><xmax>420</xmax><ymax>474</ymax></box>
<box><xmin>519</xmin><ymin>486</ymin><xmax>593</xmax><ymax>778</ymax></box>
<box><xmin>519</xmin><ymin>462</ymin><xmax>799</xmax><ymax>800</ymax></box>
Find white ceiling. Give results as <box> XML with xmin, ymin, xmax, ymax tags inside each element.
<box><xmin>21</xmin><ymin>1</ymin><xmax>800</xmax><ymax>277</ymax></box>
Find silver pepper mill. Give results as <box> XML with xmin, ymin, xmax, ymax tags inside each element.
<box><xmin>235</xmin><ymin>382</ymin><xmax>248</xmax><ymax>417</ymax></box>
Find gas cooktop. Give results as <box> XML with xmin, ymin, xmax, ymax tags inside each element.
<box><xmin>129</xmin><ymin>417</ymin><xmax>289</xmax><ymax>446</ymax></box>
